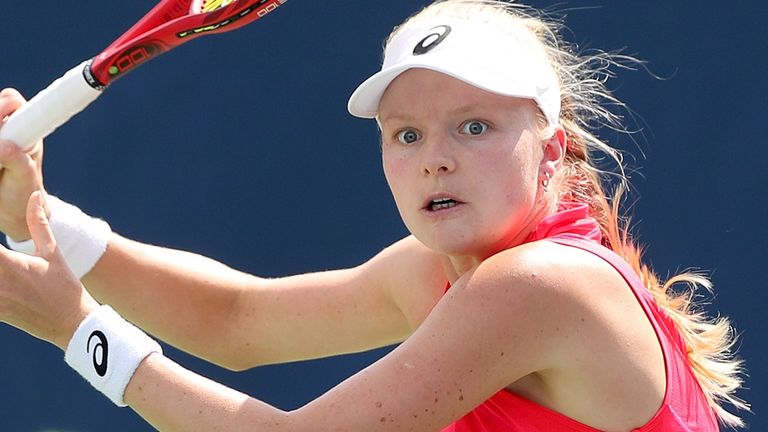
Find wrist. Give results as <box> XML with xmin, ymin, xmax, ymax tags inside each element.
<box><xmin>65</xmin><ymin>304</ymin><xmax>163</xmax><ymax>406</ymax></box>
<box><xmin>5</xmin><ymin>195</ymin><xmax>111</xmax><ymax>278</ymax></box>
<box><xmin>55</xmin><ymin>298</ymin><xmax>99</xmax><ymax>351</ymax></box>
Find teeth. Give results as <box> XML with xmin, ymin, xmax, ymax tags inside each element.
<box><xmin>430</xmin><ymin>199</ymin><xmax>456</xmax><ymax>211</ymax></box>
<box><xmin>433</xmin><ymin>202</ymin><xmax>456</xmax><ymax>210</ymax></box>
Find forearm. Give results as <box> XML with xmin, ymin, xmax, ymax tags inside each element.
<box><xmin>82</xmin><ymin>233</ymin><xmax>254</xmax><ymax>367</ymax></box>
<box><xmin>126</xmin><ymin>354</ymin><xmax>291</xmax><ymax>432</ymax></box>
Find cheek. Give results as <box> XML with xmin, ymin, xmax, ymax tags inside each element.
<box><xmin>382</xmin><ymin>153</ymin><xmax>400</xmax><ymax>187</ymax></box>
<box><xmin>382</xmin><ymin>153</ymin><xmax>422</xmax><ymax>234</ymax></box>
<box><xmin>479</xmin><ymin>148</ymin><xmax>538</xmax><ymax>202</ymax></box>
<box><xmin>382</xmin><ymin>153</ymin><xmax>409</xmax><ymax>205</ymax></box>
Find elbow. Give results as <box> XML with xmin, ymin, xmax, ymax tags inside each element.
<box><xmin>215</xmin><ymin>343</ymin><xmax>276</xmax><ymax>372</ymax></box>
<box><xmin>217</xmin><ymin>346</ymin><xmax>303</xmax><ymax>372</ymax></box>
<box><xmin>216</xmin><ymin>351</ymin><xmax>267</xmax><ymax>372</ymax></box>
<box><xmin>221</xmin><ymin>362</ymin><xmax>251</xmax><ymax>373</ymax></box>
<box><xmin>220</xmin><ymin>359</ymin><xmax>260</xmax><ymax>373</ymax></box>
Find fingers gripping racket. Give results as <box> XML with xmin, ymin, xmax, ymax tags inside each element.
<box><xmin>0</xmin><ymin>0</ymin><xmax>286</xmax><ymax>151</ymax></box>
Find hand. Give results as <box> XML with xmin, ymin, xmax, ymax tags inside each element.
<box><xmin>0</xmin><ymin>191</ymin><xmax>97</xmax><ymax>350</ymax></box>
<box><xmin>0</xmin><ymin>88</ymin><xmax>47</xmax><ymax>241</ymax></box>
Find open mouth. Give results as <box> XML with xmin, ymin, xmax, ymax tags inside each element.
<box><xmin>427</xmin><ymin>198</ymin><xmax>458</xmax><ymax>212</ymax></box>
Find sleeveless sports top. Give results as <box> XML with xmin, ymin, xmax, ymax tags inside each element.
<box><xmin>442</xmin><ymin>202</ymin><xmax>719</xmax><ymax>432</ymax></box>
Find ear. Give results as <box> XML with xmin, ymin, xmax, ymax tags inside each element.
<box><xmin>540</xmin><ymin>126</ymin><xmax>566</xmax><ymax>176</ymax></box>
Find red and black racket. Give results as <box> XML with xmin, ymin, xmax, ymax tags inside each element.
<box><xmin>0</xmin><ymin>0</ymin><xmax>287</xmax><ymax>151</ymax></box>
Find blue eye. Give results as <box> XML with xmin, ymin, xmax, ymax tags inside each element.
<box><xmin>396</xmin><ymin>129</ymin><xmax>421</xmax><ymax>144</ymax></box>
<box><xmin>461</xmin><ymin>120</ymin><xmax>489</xmax><ymax>136</ymax></box>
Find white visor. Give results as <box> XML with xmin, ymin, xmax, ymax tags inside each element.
<box><xmin>347</xmin><ymin>17</ymin><xmax>561</xmax><ymax>127</ymax></box>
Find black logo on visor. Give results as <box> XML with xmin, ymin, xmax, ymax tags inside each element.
<box><xmin>413</xmin><ymin>25</ymin><xmax>452</xmax><ymax>55</ymax></box>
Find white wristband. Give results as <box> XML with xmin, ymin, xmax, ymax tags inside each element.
<box><xmin>5</xmin><ymin>195</ymin><xmax>111</xmax><ymax>278</ymax></box>
<box><xmin>65</xmin><ymin>305</ymin><xmax>162</xmax><ymax>407</ymax></box>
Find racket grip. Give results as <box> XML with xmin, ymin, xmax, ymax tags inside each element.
<box><xmin>0</xmin><ymin>60</ymin><xmax>103</xmax><ymax>151</ymax></box>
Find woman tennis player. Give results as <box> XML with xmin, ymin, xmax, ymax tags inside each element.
<box><xmin>0</xmin><ymin>1</ymin><xmax>748</xmax><ymax>430</ymax></box>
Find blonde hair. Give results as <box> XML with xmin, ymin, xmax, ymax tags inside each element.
<box><xmin>389</xmin><ymin>0</ymin><xmax>748</xmax><ymax>427</ymax></box>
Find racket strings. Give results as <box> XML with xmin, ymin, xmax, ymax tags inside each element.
<box><xmin>201</xmin><ymin>0</ymin><xmax>236</xmax><ymax>13</ymax></box>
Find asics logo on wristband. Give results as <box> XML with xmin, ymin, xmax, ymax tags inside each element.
<box><xmin>413</xmin><ymin>25</ymin><xmax>452</xmax><ymax>55</ymax></box>
<box><xmin>66</xmin><ymin>305</ymin><xmax>162</xmax><ymax>406</ymax></box>
<box><xmin>87</xmin><ymin>331</ymin><xmax>109</xmax><ymax>377</ymax></box>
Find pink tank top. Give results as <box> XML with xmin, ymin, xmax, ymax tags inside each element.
<box><xmin>442</xmin><ymin>203</ymin><xmax>719</xmax><ymax>432</ymax></box>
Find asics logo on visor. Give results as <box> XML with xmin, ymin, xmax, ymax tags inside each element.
<box><xmin>413</xmin><ymin>25</ymin><xmax>452</xmax><ymax>55</ymax></box>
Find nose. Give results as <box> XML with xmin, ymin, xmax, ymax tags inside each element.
<box><xmin>420</xmin><ymin>134</ymin><xmax>456</xmax><ymax>176</ymax></box>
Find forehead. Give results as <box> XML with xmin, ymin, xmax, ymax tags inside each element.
<box><xmin>378</xmin><ymin>68</ymin><xmax>538</xmax><ymax>124</ymax></box>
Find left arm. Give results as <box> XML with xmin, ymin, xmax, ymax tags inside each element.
<box><xmin>125</xmin><ymin>253</ymin><xmax>569</xmax><ymax>432</ymax></box>
<box><xmin>0</xmin><ymin>194</ymin><xmax>577</xmax><ymax>431</ymax></box>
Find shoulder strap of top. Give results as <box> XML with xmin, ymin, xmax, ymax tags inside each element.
<box><xmin>543</xmin><ymin>236</ymin><xmax>719</xmax><ymax>431</ymax></box>
<box><xmin>544</xmin><ymin>237</ymin><xmax>688</xmax><ymax>361</ymax></box>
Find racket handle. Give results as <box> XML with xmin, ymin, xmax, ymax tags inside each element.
<box><xmin>0</xmin><ymin>60</ymin><xmax>103</xmax><ymax>151</ymax></box>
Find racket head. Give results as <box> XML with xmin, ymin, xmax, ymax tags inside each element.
<box><xmin>87</xmin><ymin>0</ymin><xmax>286</xmax><ymax>87</ymax></box>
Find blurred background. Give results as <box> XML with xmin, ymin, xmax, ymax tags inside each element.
<box><xmin>1</xmin><ymin>1</ymin><xmax>765</xmax><ymax>430</ymax></box>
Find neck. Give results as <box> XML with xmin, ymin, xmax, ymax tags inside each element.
<box><xmin>440</xmin><ymin>196</ymin><xmax>558</xmax><ymax>284</ymax></box>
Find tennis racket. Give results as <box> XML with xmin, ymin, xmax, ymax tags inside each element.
<box><xmin>0</xmin><ymin>0</ymin><xmax>287</xmax><ymax>151</ymax></box>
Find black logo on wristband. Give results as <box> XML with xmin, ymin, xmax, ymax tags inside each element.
<box><xmin>413</xmin><ymin>25</ymin><xmax>452</xmax><ymax>56</ymax></box>
<box><xmin>87</xmin><ymin>331</ymin><xmax>109</xmax><ymax>377</ymax></box>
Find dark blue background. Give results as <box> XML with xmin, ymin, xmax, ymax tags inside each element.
<box><xmin>1</xmin><ymin>1</ymin><xmax>765</xmax><ymax>430</ymax></box>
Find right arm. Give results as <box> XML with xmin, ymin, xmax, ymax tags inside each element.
<box><xmin>82</xmin><ymin>233</ymin><xmax>447</xmax><ymax>370</ymax></box>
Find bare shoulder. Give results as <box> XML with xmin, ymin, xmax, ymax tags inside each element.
<box><xmin>467</xmin><ymin>239</ymin><xmax>637</xmax><ymax>314</ymax></box>
<box><xmin>461</xmin><ymin>240</ymin><xmax>656</xmax><ymax>357</ymax></box>
<box><xmin>463</xmin><ymin>240</ymin><xmax>666</xmax><ymax>429</ymax></box>
<box><xmin>445</xmin><ymin>241</ymin><xmax>617</xmax><ymax>368</ymax></box>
